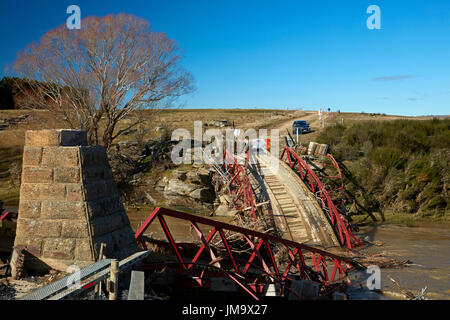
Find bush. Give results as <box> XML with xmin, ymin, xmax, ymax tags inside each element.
<box><xmin>317</xmin><ymin>119</ymin><xmax>450</xmax><ymax>217</ymax></box>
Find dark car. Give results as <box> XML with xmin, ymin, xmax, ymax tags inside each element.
<box><xmin>292</xmin><ymin>120</ymin><xmax>311</xmax><ymax>134</ymax></box>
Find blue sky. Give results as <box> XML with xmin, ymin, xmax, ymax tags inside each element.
<box><xmin>1</xmin><ymin>0</ymin><xmax>449</xmax><ymax>116</ymax></box>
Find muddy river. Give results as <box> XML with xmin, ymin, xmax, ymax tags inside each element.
<box><xmin>348</xmin><ymin>223</ymin><xmax>450</xmax><ymax>300</ymax></box>
<box><xmin>127</xmin><ymin>207</ymin><xmax>233</xmax><ymax>241</ymax></box>
<box><xmin>128</xmin><ymin>209</ymin><xmax>450</xmax><ymax>300</ymax></box>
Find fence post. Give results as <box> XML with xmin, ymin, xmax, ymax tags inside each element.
<box><xmin>109</xmin><ymin>260</ymin><xmax>119</xmax><ymax>300</ymax></box>
<box><xmin>94</xmin><ymin>243</ymin><xmax>106</xmax><ymax>299</ymax></box>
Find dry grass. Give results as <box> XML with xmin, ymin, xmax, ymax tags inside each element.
<box><xmin>0</xmin><ymin>108</ymin><xmax>442</xmax><ymax>207</ymax></box>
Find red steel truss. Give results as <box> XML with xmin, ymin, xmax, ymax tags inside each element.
<box><xmin>280</xmin><ymin>146</ymin><xmax>362</xmax><ymax>249</ymax></box>
<box><xmin>135</xmin><ymin>207</ymin><xmax>360</xmax><ymax>300</ymax></box>
<box><xmin>0</xmin><ymin>210</ymin><xmax>15</xmax><ymax>221</ymax></box>
<box><xmin>221</xmin><ymin>149</ymin><xmax>257</xmax><ymax>220</ymax></box>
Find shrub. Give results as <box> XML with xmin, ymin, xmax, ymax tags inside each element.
<box><xmin>317</xmin><ymin>118</ymin><xmax>449</xmax><ymax>217</ymax></box>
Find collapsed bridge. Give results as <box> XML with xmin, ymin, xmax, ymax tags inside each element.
<box><xmin>8</xmin><ymin>129</ymin><xmax>363</xmax><ymax>300</ymax></box>
<box><xmin>214</xmin><ymin>145</ymin><xmax>361</xmax><ymax>250</ymax></box>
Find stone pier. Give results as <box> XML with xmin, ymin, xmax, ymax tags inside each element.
<box><xmin>13</xmin><ymin>129</ymin><xmax>139</xmax><ymax>273</ymax></box>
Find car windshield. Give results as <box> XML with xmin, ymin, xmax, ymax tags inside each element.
<box><xmin>294</xmin><ymin>121</ymin><xmax>307</xmax><ymax>125</ymax></box>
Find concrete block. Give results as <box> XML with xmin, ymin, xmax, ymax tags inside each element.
<box><xmin>54</xmin><ymin>167</ymin><xmax>80</xmax><ymax>183</ymax></box>
<box><xmin>22</xmin><ymin>167</ymin><xmax>53</xmax><ymax>183</ymax></box>
<box><xmin>25</xmin><ymin>130</ymin><xmax>87</xmax><ymax>147</ymax></box>
<box><xmin>25</xmin><ymin>130</ymin><xmax>61</xmax><ymax>147</ymax></box>
<box><xmin>38</xmin><ymin>220</ymin><xmax>62</xmax><ymax>238</ymax></box>
<box><xmin>12</xmin><ymin>237</ymin><xmax>44</xmax><ymax>257</ymax></box>
<box><xmin>42</xmin><ymin>238</ymin><xmax>75</xmax><ymax>260</ymax></box>
<box><xmin>74</xmin><ymin>239</ymin><xmax>94</xmax><ymax>261</ymax></box>
<box><xmin>83</xmin><ymin>182</ymin><xmax>107</xmax><ymax>201</ymax></box>
<box><xmin>60</xmin><ymin>130</ymin><xmax>88</xmax><ymax>146</ymax></box>
<box><xmin>80</xmin><ymin>146</ymin><xmax>108</xmax><ymax>166</ymax></box>
<box><xmin>20</xmin><ymin>183</ymin><xmax>66</xmax><ymax>201</ymax></box>
<box><xmin>19</xmin><ymin>200</ymin><xmax>41</xmax><ymax>219</ymax></box>
<box><xmin>90</xmin><ymin>215</ymin><xmax>123</xmax><ymax>237</ymax></box>
<box><xmin>14</xmin><ymin>129</ymin><xmax>139</xmax><ymax>272</ymax></box>
<box><xmin>65</xmin><ymin>184</ymin><xmax>84</xmax><ymax>201</ymax></box>
<box><xmin>41</xmin><ymin>147</ymin><xmax>79</xmax><ymax>167</ymax></box>
<box><xmin>61</xmin><ymin>220</ymin><xmax>89</xmax><ymax>238</ymax></box>
<box><xmin>41</xmin><ymin>200</ymin><xmax>86</xmax><ymax>220</ymax></box>
<box><xmin>15</xmin><ymin>218</ymin><xmax>40</xmax><ymax>236</ymax></box>
<box><xmin>85</xmin><ymin>200</ymin><xmax>107</xmax><ymax>219</ymax></box>
<box><xmin>22</xmin><ymin>147</ymin><xmax>43</xmax><ymax>166</ymax></box>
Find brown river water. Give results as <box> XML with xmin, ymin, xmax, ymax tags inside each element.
<box><xmin>348</xmin><ymin>223</ymin><xmax>450</xmax><ymax>300</ymax></box>
<box><xmin>128</xmin><ymin>208</ymin><xmax>450</xmax><ymax>300</ymax></box>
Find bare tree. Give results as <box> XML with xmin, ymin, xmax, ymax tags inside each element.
<box><xmin>12</xmin><ymin>14</ymin><xmax>194</xmax><ymax>148</ymax></box>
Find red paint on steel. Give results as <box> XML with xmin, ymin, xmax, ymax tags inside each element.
<box><xmin>0</xmin><ymin>211</ymin><xmax>12</xmax><ymax>221</ymax></box>
<box><xmin>222</xmin><ymin>150</ymin><xmax>257</xmax><ymax>220</ymax></box>
<box><xmin>280</xmin><ymin>146</ymin><xmax>362</xmax><ymax>249</ymax></box>
<box><xmin>82</xmin><ymin>281</ymin><xmax>95</xmax><ymax>290</ymax></box>
<box><xmin>218</xmin><ymin>228</ymin><xmax>240</xmax><ymax>275</ymax></box>
<box><xmin>135</xmin><ymin>207</ymin><xmax>359</xmax><ymax>299</ymax></box>
<box><xmin>188</xmin><ymin>225</ymin><xmax>219</xmax><ymax>269</ymax></box>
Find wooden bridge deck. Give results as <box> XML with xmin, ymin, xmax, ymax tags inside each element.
<box><xmin>251</xmin><ymin>153</ymin><xmax>339</xmax><ymax>248</ymax></box>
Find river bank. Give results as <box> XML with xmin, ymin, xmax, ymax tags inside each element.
<box><xmin>352</xmin><ymin>211</ymin><xmax>450</xmax><ymax>227</ymax></box>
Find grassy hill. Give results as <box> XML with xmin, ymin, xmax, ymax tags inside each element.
<box><xmin>317</xmin><ymin>118</ymin><xmax>450</xmax><ymax>221</ymax></box>
<box><xmin>0</xmin><ymin>108</ymin><xmax>301</xmax><ymax>206</ymax></box>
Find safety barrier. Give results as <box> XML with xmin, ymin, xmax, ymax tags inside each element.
<box><xmin>280</xmin><ymin>146</ymin><xmax>362</xmax><ymax>249</ymax></box>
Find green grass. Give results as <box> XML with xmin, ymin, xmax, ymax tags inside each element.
<box><xmin>317</xmin><ymin>119</ymin><xmax>450</xmax><ymax>219</ymax></box>
<box><xmin>352</xmin><ymin>210</ymin><xmax>450</xmax><ymax>227</ymax></box>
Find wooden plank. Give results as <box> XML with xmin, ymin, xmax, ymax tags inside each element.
<box><xmin>128</xmin><ymin>271</ymin><xmax>145</xmax><ymax>300</ymax></box>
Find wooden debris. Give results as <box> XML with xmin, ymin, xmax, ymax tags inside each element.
<box><xmin>387</xmin><ymin>276</ymin><xmax>427</xmax><ymax>300</ymax></box>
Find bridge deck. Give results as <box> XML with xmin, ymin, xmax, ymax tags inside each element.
<box><xmin>252</xmin><ymin>153</ymin><xmax>339</xmax><ymax>248</ymax></box>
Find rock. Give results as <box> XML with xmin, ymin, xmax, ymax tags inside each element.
<box><xmin>165</xmin><ymin>179</ymin><xmax>197</xmax><ymax>196</ymax></box>
<box><xmin>171</xmin><ymin>170</ymin><xmax>187</xmax><ymax>181</ymax></box>
<box><xmin>130</xmin><ymin>172</ymin><xmax>143</xmax><ymax>184</ymax></box>
<box><xmin>215</xmin><ymin>204</ymin><xmax>236</xmax><ymax>217</ymax></box>
<box><xmin>196</xmin><ymin>169</ymin><xmax>213</xmax><ymax>185</ymax></box>
<box><xmin>144</xmin><ymin>192</ymin><xmax>156</xmax><ymax>204</ymax></box>
<box><xmin>154</xmin><ymin>177</ymin><xmax>168</xmax><ymax>192</ymax></box>
<box><xmin>189</xmin><ymin>188</ymin><xmax>216</xmax><ymax>203</ymax></box>
<box><xmin>185</xmin><ymin>169</ymin><xmax>212</xmax><ymax>185</ymax></box>
<box><xmin>186</xmin><ymin>171</ymin><xmax>202</xmax><ymax>184</ymax></box>
<box><xmin>208</xmin><ymin>120</ymin><xmax>230</xmax><ymax>127</ymax></box>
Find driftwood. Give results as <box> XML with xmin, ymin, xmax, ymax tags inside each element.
<box><xmin>388</xmin><ymin>276</ymin><xmax>428</xmax><ymax>300</ymax></box>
